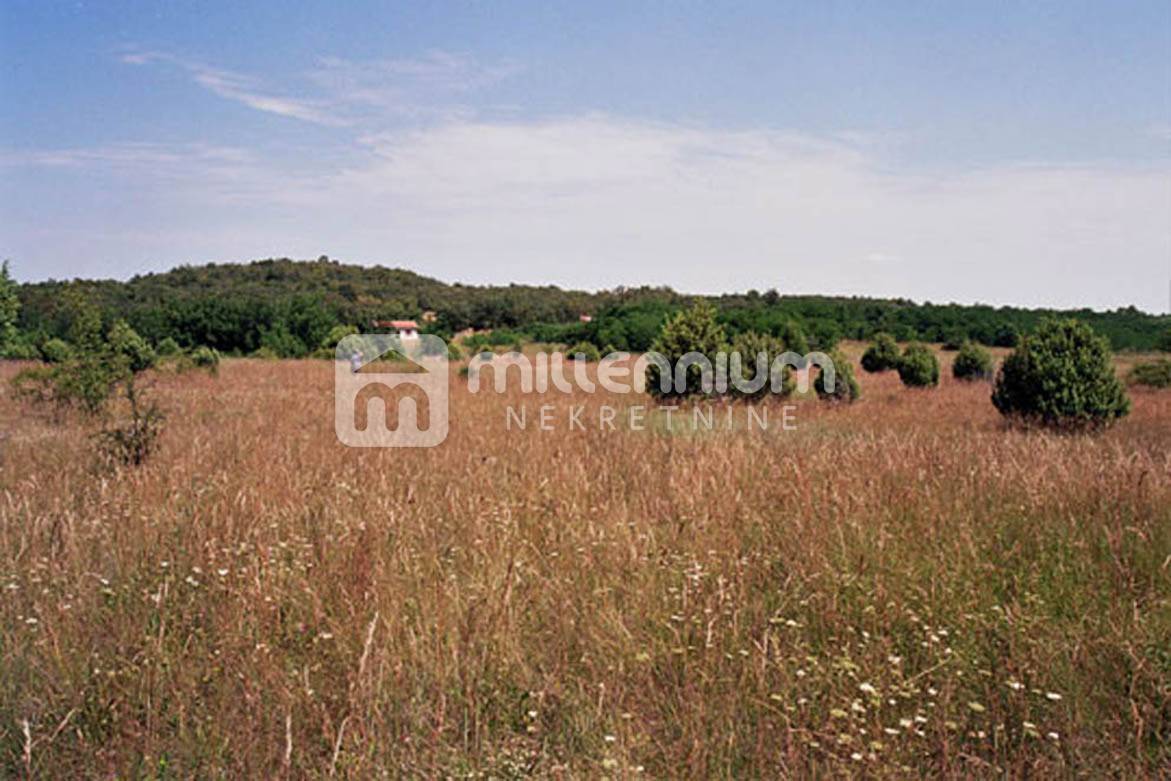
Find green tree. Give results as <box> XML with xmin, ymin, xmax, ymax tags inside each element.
<box><xmin>992</xmin><ymin>319</ymin><xmax>1129</xmax><ymax>430</ymax></box>
<box><xmin>0</xmin><ymin>261</ymin><xmax>18</xmax><ymax>351</ymax></box>
<box><xmin>729</xmin><ymin>330</ymin><xmax>794</xmax><ymax>400</ymax></box>
<box><xmin>861</xmin><ymin>333</ymin><xmax>900</xmax><ymax>373</ymax></box>
<box><xmin>897</xmin><ymin>343</ymin><xmax>940</xmax><ymax>387</ymax></box>
<box><xmin>952</xmin><ymin>341</ymin><xmax>993</xmax><ymax>381</ymax></box>
<box><xmin>813</xmin><ymin>349</ymin><xmax>860</xmax><ymax>403</ymax></box>
<box><xmin>646</xmin><ymin>302</ymin><xmax>727</xmax><ymax>399</ymax></box>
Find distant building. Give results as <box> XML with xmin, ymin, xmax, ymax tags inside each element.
<box><xmin>579</xmin><ymin>314</ymin><xmax>593</xmax><ymax>323</ymax></box>
<box><xmin>421</xmin><ymin>310</ymin><xmax>438</xmax><ymax>323</ymax></box>
<box><xmin>373</xmin><ymin>319</ymin><xmax>420</xmax><ymax>340</ymax></box>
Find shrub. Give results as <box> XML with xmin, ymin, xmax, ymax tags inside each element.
<box><xmin>1128</xmin><ymin>359</ymin><xmax>1171</xmax><ymax>389</ymax></box>
<box><xmin>320</xmin><ymin>324</ymin><xmax>358</xmax><ymax>350</ymax></box>
<box><xmin>155</xmin><ymin>336</ymin><xmax>182</xmax><ymax>357</ymax></box>
<box><xmin>729</xmin><ymin>331</ymin><xmax>793</xmax><ymax>400</ymax></box>
<box><xmin>447</xmin><ymin>342</ymin><xmax>463</xmax><ymax>361</ymax></box>
<box><xmin>992</xmin><ymin>319</ymin><xmax>1129</xmax><ymax>430</ymax></box>
<box><xmin>40</xmin><ymin>337</ymin><xmax>73</xmax><ymax>364</ymax></box>
<box><xmin>814</xmin><ymin>349</ymin><xmax>860</xmax><ymax>403</ymax></box>
<box><xmin>897</xmin><ymin>343</ymin><xmax>940</xmax><ymax>387</ymax></box>
<box><xmin>941</xmin><ymin>332</ymin><xmax>966</xmax><ymax>351</ymax></box>
<box><xmin>191</xmin><ymin>345</ymin><xmax>221</xmax><ymax>373</ymax></box>
<box><xmin>646</xmin><ymin>302</ymin><xmax>727</xmax><ymax>399</ymax></box>
<box><xmin>108</xmin><ymin>321</ymin><xmax>156</xmax><ymax>373</ymax></box>
<box><xmin>12</xmin><ymin>324</ymin><xmax>167</xmax><ymax>465</ymax></box>
<box><xmin>250</xmin><ymin>346</ymin><xmax>279</xmax><ymax>360</ymax></box>
<box><xmin>568</xmin><ymin>341</ymin><xmax>600</xmax><ymax>362</ymax></box>
<box><xmin>861</xmin><ymin>333</ymin><xmax>900</xmax><ymax>373</ymax></box>
<box><xmin>0</xmin><ymin>339</ymin><xmax>40</xmax><ymax>360</ymax></box>
<box><xmin>952</xmin><ymin>341</ymin><xmax>994</xmax><ymax>382</ymax></box>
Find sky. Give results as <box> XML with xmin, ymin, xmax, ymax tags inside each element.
<box><xmin>1</xmin><ymin>1</ymin><xmax>1169</xmax><ymax>312</ymax></box>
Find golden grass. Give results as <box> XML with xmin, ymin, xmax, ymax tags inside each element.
<box><xmin>0</xmin><ymin>352</ymin><xmax>1168</xmax><ymax>777</ymax></box>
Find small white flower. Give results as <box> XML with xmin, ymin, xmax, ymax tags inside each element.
<box><xmin>603</xmin><ymin>734</ymin><xmax>616</xmax><ymax>743</ymax></box>
<box><xmin>1046</xmin><ymin>731</ymin><xmax>1060</xmax><ymax>741</ymax></box>
<box><xmin>1045</xmin><ymin>692</ymin><xmax>1062</xmax><ymax>701</ymax></box>
<box><xmin>859</xmin><ymin>682</ymin><xmax>878</xmax><ymax>696</ymax></box>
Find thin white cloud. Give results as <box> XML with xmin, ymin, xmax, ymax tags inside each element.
<box><xmin>118</xmin><ymin>48</ymin><xmax>519</xmax><ymax>126</ymax></box>
<box><xmin>120</xmin><ymin>51</ymin><xmax>348</xmax><ymax>126</ymax></box>
<box><xmin>7</xmin><ymin>115</ymin><xmax>1169</xmax><ymax>312</ymax></box>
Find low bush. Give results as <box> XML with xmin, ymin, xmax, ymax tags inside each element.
<box><xmin>861</xmin><ymin>333</ymin><xmax>900</xmax><ymax>373</ymax></box>
<box><xmin>192</xmin><ymin>345</ymin><xmax>222</xmax><ymax>373</ymax></box>
<box><xmin>1128</xmin><ymin>359</ymin><xmax>1171</xmax><ymax>389</ymax></box>
<box><xmin>729</xmin><ymin>330</ymin><xmax>793</xmax><ymax>400</ymax></box>
<box><xmin>992</xmin><ymin>319</ymin><xmax>1129</xmax><ymax>430</ymax></box>
<box><xmin>897</xmin><ymin>343</ymin><xmax>940</xmax><ymax>387</ymax></box>
<box><xmin>814</xmin><ymin>349</ymin><xmax>860</xmax><ymax>403</ymax></box>
<box><xmin>952</xmin><ymin>341</ymin><xmax>994</xmax><ymax>381</ymax></box>
<box><xmin>568</xmin><ymin>341</ymin><xmax>600</xmax><ymax>362</ymax></box>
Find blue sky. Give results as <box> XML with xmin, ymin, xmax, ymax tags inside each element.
<box><xmin>2</xmin><ymin>1</ymin><xmax>1169</xmax><ymax>311</ymax></box>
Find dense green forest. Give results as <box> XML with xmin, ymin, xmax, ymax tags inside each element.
<box><xmin>9</xmin><ymin>257</ymin><xmax>1171</xmax><ymax>358</ymax></box>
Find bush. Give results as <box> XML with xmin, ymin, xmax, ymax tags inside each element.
<box><xmin>568</xmin><ymin>341</ymin><xmax>600</xmax><ymax>362</ymax></box>
<box><xmin>952</xmin><ymin>341</ymin><xmax>994</xmax><ymax>382</ymax></box>
<box><xmin>897</xmin><ymin>343</ymin><xmax>940</xmax><ymax>387</ymax></box>
<box><xmin>861</xmin><ymin>333</ymin><xmax>900</xmax><ymax>373</ymax></box>
<box><xmin>992</xmin><ymin>319</ymin><xmax>1129</xmax><ymax>430</ymax></box>
<box><xmin>41</xmin><ymin>337</ymin><xmax>73</xmax><ymax>364</ymax></box>
<box><xmin>155</xmin><ymin>336</ymin><xmax>182</xmax><ymax>357</ymax></box>
<box><xmin>646</xmin><ymin>302</ymin><xmax>727</xmax><ymax>399</ymax></box>
<box><xmin>814</xmin><ymin>350</ymin><xmax>860</xmax><ymax>403</ymax></box>
<box><xmin>108</xmin><ymin>321</ymin><xmax>156</xmax><ymax>373</ymax></box>
<box><xmin>1128</xmin><ymin>359</ymin><xmax>1171</xmax><ymax>389</ymax></box>
<box><xmin>191</xmin><ymin>345</ymin><xmax>221</xmax><ymax>373</ymax></box>
<box><xmin>320</xmin><ymin>324</ymin><xmax>358</xmax><ymax>350</ymax></box>
<box><xmin>0</xmin><ymin>339</ymin><xmax>40</xmax><ymax>360</ymax></box>
<box><xmin>729</xmin><ymin>331</ymin><xmax>793</xmax><ymax>400</ymax></box>
<box><xmin>447</xmin><ymin>342</ymin><xmax>463</xmax><ymax>361</ymax></box>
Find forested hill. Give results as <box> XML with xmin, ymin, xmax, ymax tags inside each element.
<box><xmin>15</xmin><ymin>257</ymin><xmax>1171</xmax><ymax>357</ymax></box>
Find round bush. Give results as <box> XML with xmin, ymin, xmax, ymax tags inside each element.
<box><xmin>991</xmin><ymin>319</ymin><xmax>1129</xmax><ymax>430</ymax></box>
<box><xmin>814</xmin><ymin>349</ymin><xmax>860</xmax><ymax>403</ymax></box>
<box><xmin>40</xmin><ymin>337</ymin><xmax>73</xmax><ymax>364</ymax></box>
<box><xmin>1126</xmin><ymin>358</ymin><xmax>1171</xmax><ymax>389</ymax></box>
<box><xmin>568</xmin><ymin>341</ymin><xmax>600</xmax><ymax>362</ymax></box>
<box><xmin>107</xmin><ymin>321</ymin><xmax>157</xmax><ymax>373</ymax></box>
<box><xmin>729</xmin><ymin>330</ymin><xmax>793</xmax><ymax>400</ymax></box>
<box><xmin>952</xmin><ymin>341</ymin><xmax>993</xmax><ymax>382</ymax></box>
<box><xmin>646</xmin><ymin>303</ymin><xmax>727</xmax><ymax>398</ymax></box>
<box><xmin>191</xmin><ymin>345</ymin><xmax>221</xmax><ymax>372</ymax></box>
<box><xmin>861</xmin><ymin>333</ymin><xmax>900</xmax><ymax>373</ymax></box>
<box><xmin>897</xmin><ymin>343</ymin><xmax>940</xmax><ymax>387</ymax></box>
<box><xmin>155</xmin><ymin>336</ymin><xmax>182</xmax><ymax>357</ymax></box>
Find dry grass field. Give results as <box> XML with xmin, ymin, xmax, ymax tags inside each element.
<box><xmin>1</xmin><ymin>347</ymin><xmax>1168</xmax><ymax>778</ymax></box>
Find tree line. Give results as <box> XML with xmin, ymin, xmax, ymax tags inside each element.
<box><xmin>4</xmin><ymin>257</ymin><xmax>1169</xmax><ymax>359</ymax></box>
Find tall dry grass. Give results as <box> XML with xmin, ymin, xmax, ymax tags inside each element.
<box><xmin>0</xmin><ymin>351</ymin><xmax>1168</xmax><ymax>777</ymax></box>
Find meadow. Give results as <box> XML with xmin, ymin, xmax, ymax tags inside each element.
<box><xmin>0</xmin><ymin>346</ymin><xmax>1168</xmax><ymax>777</ymax></box>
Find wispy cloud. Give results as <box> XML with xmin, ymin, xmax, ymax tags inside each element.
<box><xmin>12</xmin><ymin>115</ymin><xmax>1167</xmax><ymax>309</ymax></box>
<box><xmin>119</xmin><ymin>48</ymin><xmax>520</xmax><ymax>126</ymax></box>
<box><xmin>120</xmin><ymin>50</ymin><xmax>348</xmax><ymax>126</ymax></box>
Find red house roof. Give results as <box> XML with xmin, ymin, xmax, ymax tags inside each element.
<box><xmin>373</xmin><ymin>319</ymin><xmax>419</xmax><ymax>330</ymax></box>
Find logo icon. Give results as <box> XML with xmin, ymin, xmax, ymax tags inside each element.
<box><xmin>334</xmin><ymin>333</ymin><xmax>449</xmax><ymax>447</ymax></box>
